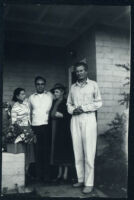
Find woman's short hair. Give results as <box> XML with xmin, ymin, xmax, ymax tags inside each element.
<box><xmin>74</xmin><ymin>62</ymin><xmax>88</xmax><ymax>71</ymax></box>
<box><xmin>12</xmin><ymin>88</ymin><xmax>25</xmax><ymax>102</ymax></box>
<box><xmin>34</xmin><ymin>76</ymin><xmax>46</xmax><ymax>85</ymax></box>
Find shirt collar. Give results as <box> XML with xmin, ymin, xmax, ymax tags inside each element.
<box><xmin>75</xmin><ymin>78</ymin><xmax>90</xmax><ymax>87</ymax></box>
<box><xmin>34</xmin><ymin>91</ymin><xmax>48</xmax><ymax>95</ymax></box>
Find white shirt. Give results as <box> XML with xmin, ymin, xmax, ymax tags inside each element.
<box><xmin>29</xmin><ymin>91</ymin><xmax>53</xmax><ymax>126</ymax></box>
<box><xmin>67</xmin><ymin>78</ymin><xmax>102</xmax><ymax>114</ymax></box>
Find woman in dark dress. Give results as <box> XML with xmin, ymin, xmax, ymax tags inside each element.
<box><xmin>50</xmin><ymin>83</ymin><xmax>74</xmax><ymax>182</ymax></box>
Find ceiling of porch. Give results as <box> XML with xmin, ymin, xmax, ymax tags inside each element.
<box><xmin>4</xmin><ymin>5</ymin><xmax>130</xmax><ymax>47</ymax></box>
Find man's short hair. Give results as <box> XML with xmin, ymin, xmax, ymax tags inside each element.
<box><xmin>34</xmin><ymin>76</ymin><xmax>46</xmax><ymax>85</ymax></box>
<box><xmin>74</xmin><ymin>62</ymin><xmax>88</xmax><ymax>71</ymax></box>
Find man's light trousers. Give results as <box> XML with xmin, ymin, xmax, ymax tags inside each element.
<box><xmin>71</xmin><ymin>112</ymin><xmax>97</xmax><ymax>186</ymax></box>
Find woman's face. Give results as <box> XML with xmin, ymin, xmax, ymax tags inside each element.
<box><xmin>54</xmin><ymin>89</ymin><xmax>63</xmax><ymax>100</ymax></box>
<box><xmin>17</xmin><ymin>90</ymin><xmax>26</xmax><ymax>102</ymax></box>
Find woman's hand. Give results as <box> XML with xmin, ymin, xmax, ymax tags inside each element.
<box><xmin>55</xmin><ymin>112</ymin><xmax>63</xmax><ymax>118</ymax></box>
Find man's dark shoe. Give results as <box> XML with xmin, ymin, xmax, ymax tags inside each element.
<box><xmin>73</xmin><ymin>182</ymin><xmax>84</xmax><ymax>188</ymax></box>
<box><xmin>43</xmin><ymin>177</ymin><xmax>50</xmax><ymax>184</ymax></box>
<box><xmin>52</xmin><ymin>177</ymin><xmax>62</xmax><ymax>184</ymax></box>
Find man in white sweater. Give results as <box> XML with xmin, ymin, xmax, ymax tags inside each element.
<box><xmin>67</xmin><ymin>62</ymin><xmax>102</xmax><ymax>194</ymax></box>
<box><xmin>29</xmin><ymin>76</ymin><xmax>53</xmax><ymax>182</ymax></box>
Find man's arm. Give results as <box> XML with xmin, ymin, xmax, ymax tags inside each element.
<box><xmin>28</xmin><ymin>96</ymin><xmax>33</xmax><ymax>123</ymax></box>
<box><xmin>67</xmin><ymin>88</ymin><xmax>76</xmax><ymax>115</ymax></box>
<box><xmin>81</xmin><ymin>82</ymin><xmax>102</xmax><ymax>112</ymax></box>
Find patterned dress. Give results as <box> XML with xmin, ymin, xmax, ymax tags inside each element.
<box><xmin>11</xmin><ymin>99</ymin><xmax>35</xmax><ymax>166</ymax></box>
<box><xmin>11</xmin><ymin>99</ymin><xmax>31</xmax><ymax>126</ymax></box>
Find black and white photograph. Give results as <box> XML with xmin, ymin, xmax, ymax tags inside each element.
<box><xmin>1</xmin><ymin>3</ymin><xmax>130</xmax><ymax>198</ymax></box>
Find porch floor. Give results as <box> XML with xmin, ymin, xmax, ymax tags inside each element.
<box><xmin>28</xmin><ymin>183</ymin><xmax>108</xmax><ymax>198</ymax></box>
<box><xmin>2</xmin><ymin>183</ymin><xmax>108</xmax><ymax>198</ymax></box>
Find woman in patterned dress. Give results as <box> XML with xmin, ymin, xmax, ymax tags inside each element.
<box><xmin>11</xmin><ymin>88</ymin><xmax>35</xmax><ymax>180</ymax></box>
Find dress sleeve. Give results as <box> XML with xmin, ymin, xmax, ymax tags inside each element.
<box><xmin>81</xmin><ymin>82</ymin><xmax>102</xmax><ymax>112</ymax></box>
<box><xmin>11</xmin><ymin>106</ymin><xmax>17</xmax><ymax>124</ymax></box>
<box><xmin>59</xmin><ymin>100</ymin><xmax>71</xmax><ymax>119</ymax></box>
<box><xmin>50</xmin><ymin>100</ymin><xmax>58</xmax><ymax>118</ymax></box>
<box><xmin>67</xmin><ymin>88</ymin><xmax>76</xmax><ymax>115</ymax></box>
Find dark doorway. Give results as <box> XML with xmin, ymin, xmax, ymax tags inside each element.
<box><xmin>71</xmin><ymin>71</ymin><xmax>77</xmax><ymax>84</ymax></box>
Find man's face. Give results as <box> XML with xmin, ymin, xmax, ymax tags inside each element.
<box><xmin>35</xmin><ymin>79</ymin><xmax>46</xmax><ymax>94</ymax></box>
<box><xmin>75</xmin><ymin>65</ymin><xmax>88</xmax><ymax>81</ymax></box>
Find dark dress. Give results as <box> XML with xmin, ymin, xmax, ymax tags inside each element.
<box><xmin>50</xmin><ymin>98</ymin><xmax>74</xmax><ymax>166</ymax></box>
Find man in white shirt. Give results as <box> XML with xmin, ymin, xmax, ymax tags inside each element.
<box><xmin>29</xmin><ymin>76</ymin><xmax>53</xmax><ymax>182</ymax></box>
<box><xmin>67</xmin><ymin>62</ymin><xmax>102</xmax><ymax>194</ymax></box>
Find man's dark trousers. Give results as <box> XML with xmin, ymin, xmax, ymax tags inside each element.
<box><xmin>32</xmin><ymin>125</ymin><xmax>50</xmax><ymax>181</ymax></box>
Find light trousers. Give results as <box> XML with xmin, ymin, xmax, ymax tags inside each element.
<box><xmin>71</xmin><ymin>112</ymin><xmax>97</xmax><ymax>186</ymax></box>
